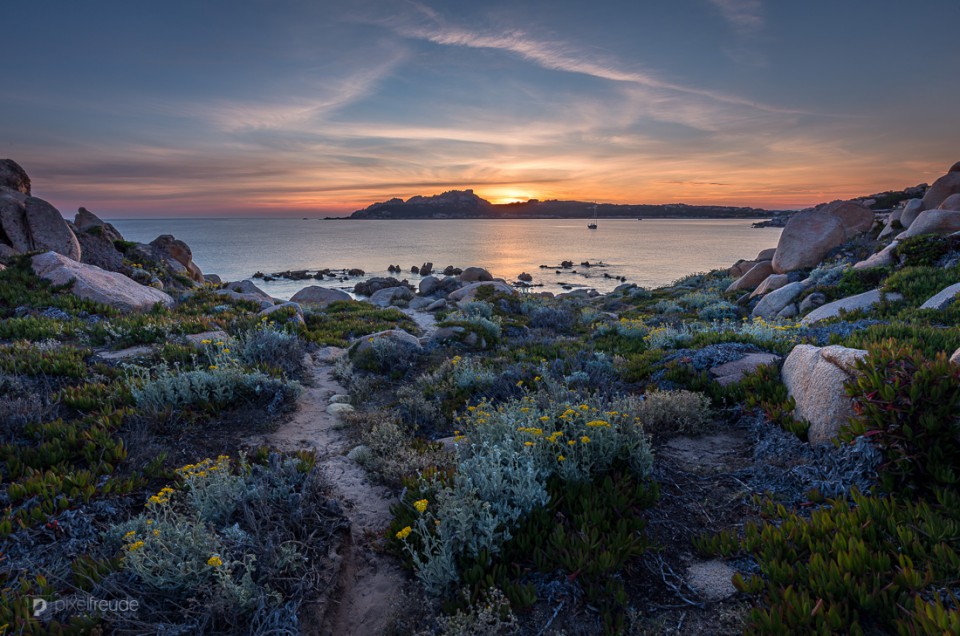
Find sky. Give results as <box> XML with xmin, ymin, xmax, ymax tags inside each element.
<box><xmin>2</xmin><ymin>0</ymin><xmax>958</xmax><ymax>217</ymax></box>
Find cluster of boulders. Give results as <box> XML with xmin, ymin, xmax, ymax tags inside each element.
<box><xmin>1</xmin><ymin>159</ymin><xmax>214</xmax><ymax>312</ymax></box>
<box><xmin>253</xmin><ymin>268</ymin><xmax>364</xmax><ymax>282</ymax></box>
<box><xmin>341</xmin><ymin>266</ymin><xmax>516</xmax><ymax>313</ymax></box>
<box><xmin>722</xmin><ymin>160</ymin><xmax>960</xmax><ymax>446</ymax></box>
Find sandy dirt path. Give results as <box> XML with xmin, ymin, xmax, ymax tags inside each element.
<box><xmin>248</xmin><ymin>348</ymin><xmax>405</xmax><ymax>636</ymax></box>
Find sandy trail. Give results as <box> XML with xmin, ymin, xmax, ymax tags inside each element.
<box><xmin>248</xmin><ymin>347</ymin><xmax>405</xmax><ymax>636</ymax></box>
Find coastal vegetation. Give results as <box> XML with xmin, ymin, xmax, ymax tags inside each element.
<box><xmin>3</xmin><ymin>159</ymin><xmax>960</xmax><ymax>634</ymax></box>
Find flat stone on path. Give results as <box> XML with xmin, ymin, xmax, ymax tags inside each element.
<box><xmin>686</xmin><ymin>560</ymin><xmax>738</xmax><ymax>602</ymax></box>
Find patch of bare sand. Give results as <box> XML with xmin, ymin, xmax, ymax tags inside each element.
<box><xmin>248</xmin><ymin>348</ymin><xmax>406</xmax><ymax>636</ymax></box>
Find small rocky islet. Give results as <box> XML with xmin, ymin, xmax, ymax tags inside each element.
<box><xmin>3</xmin><ymin>158</ymin><xmax>960</xmax><ymax>634</ymax></box>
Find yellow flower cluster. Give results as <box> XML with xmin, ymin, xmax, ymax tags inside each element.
<box><xmin>396</xmin><ymin>526</ymin><xmax>412</xmax><ymax>540</ymax></box>
<box><xmin>451</xmin><ymin>355</ymin><xmax>462</xmax><ymax>365</ymax></box>
<box><xmin>414</xmin><ymin>499</ymin><xmax>429</xmax><ymax>513</ymax></box>
<box><xmin>148</xmin><ymin>486</ymin><xmax>175</xmax><ymax>506</ymax></box>
<box><xmin>207</xmin><ymin>555</ymin><xmax>223</xmax><ymax>567</ymax></box>
<box><xmin>177</xmin><ymin>455</ymin><xmax>231</xmax><ymax>481</ymax></box>
<box><xmin>125</xmin><ymin>540</ymin><xmax>145</xmax><ymax>552</ymax></box>
<box><xmin>585</xmin><ymin>420</ymin><xmax>611</xmax><ymax>428</ymax></box>
<box><xmin>748</xmin><ymin>317</ymin><xmax>798</xmax><ymax>332</ymax></box>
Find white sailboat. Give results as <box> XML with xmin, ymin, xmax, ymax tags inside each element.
<box><xmin>587</xmin><ymin>203</ymin><xmax>598</xmax><ymax>229</ymax></box>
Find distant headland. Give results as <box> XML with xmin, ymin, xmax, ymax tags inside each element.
<box><xmin>347</xmin><ymin>186</ymin><xmax>925</xmax><ymax>221</ymax></box>
<box><xmin>348</xmin><ymin>189</ymin><xmax>776</xmax><ymax>220</ymax></box>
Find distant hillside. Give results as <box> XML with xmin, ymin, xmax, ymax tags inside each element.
<box><xmin>349</xmin><ymin>189</ymin><xmax>778</xmax><ymax>220</ymax></box>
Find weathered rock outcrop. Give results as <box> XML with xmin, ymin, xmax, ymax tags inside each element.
<box><xmin>0</xmin><ymin>192</ymin><xmax>81</xmax><ymax>260</ymax></box>
<box><xmin>31</xmin><ymin>251</ymin><xmax>173</xmax><ymax>312</ymax></box>
<box><xmin>71</xmin><ymin>208</ymin><xmax>125</xmax><ymax>271</ymax></box>
<box><xmin>771</xmin><ymin>201</ymin><xmax>873</xmax><ymax>273</ymax></box>
<box><xmin>900</xmin><ymin>199</ymin><xmax>924</xmax><ymax>229</ymax></box>
<box><xmin>219</xmin><ymin>280</ymin><xmax>274</xmax><ymax>305</ymax></box>
<box><xmin>800</xmin><ymin>289</ymin><xmax>893</xmax><ymax>325</ymax></box>
<box><xmin>919</xmin><ymin>282</ymin><xmax>960</xmax><ymax>310</ymax></box>
<box><xmin>354</xmin><ymin>277</ymin><xmax>409</xmax><ymax>296</ymax></box>
<box><xmin>750</xmin><ymin>274</ymin><xmax>790</xmax><ymax>298</ymax></box>
<box><xmin>460</xmin><ymin>267</ymin><xmax>493</xmax><ymax>283</ymax></box>
<box><xmin>74</xmin><ymin>208</ymin><xmax>123</xmax><ymax>242</ymax></box>
<box><xmin>418</xmin><ymin>275</ymin><xmax>440</xmax><ymax>296</ymax></box>
<box><xmin>898</xmin><ymin>209</ymin><xmax>960</xmax><ymax>238</ymax></box>
<box><xmin>726</xmin><ymin>261</ymin><xmax>773</xmax><ymax>293</ymax></box>
<box><xmin>939</xmin><ymin>193</ymin><xmax>960</xmax><ymax>212</ymax></box>
<box><xmin>370</xmin><ymin>286</ymin><xmax>414</xmax><ymax>307</ymax></box>
<box><xmin>921</xmin><ymin>166</ymin><xmax>960</xmax><ymax>211</ymax></box>
<box><xmin>290</xmin><ymin>286</ymin><xmax>351</xmax><ymax>307</ymax></box>
<box><xmin>782</xmin><ymin>344</ymin><xmax>868</xmax><ymax>444</ymax></box>
<box><xmin>709</xmin><ymin>353</ymin><xmax>781</xmax><ymax>387</ymax></box>
<box><xmin>853</xmin><ymin>241</ymin><xmax>899</xmax><ymax>270</ymax></box>
<box><xmin>751</xmin><ymin>281</ymin><xmax>807</xmax><ymax>320</ymax></box>
<box><xmin>447</xmin><ymin>280</ymin><xmax>516</xmax><ymax>305</ymax></box>
<box><xmin>151</xmin><ymin>234</ymin><xmax>203</xmax><ymax>283</ymax></box>
<box><xmin>0</xmin><ymin>159</ymin><xmax>31</xmax><ymax>194</ymax></box>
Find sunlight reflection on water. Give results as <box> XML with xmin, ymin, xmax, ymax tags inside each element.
<box><xmin>111</xmin><ymin>218</ymin><xmax>781</xmax><ymax>299</ymax></box>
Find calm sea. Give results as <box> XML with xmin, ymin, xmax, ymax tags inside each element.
<box><xmin>109</xmin><ymin>218</ymin><xmax>782</xmax><ymax>299</ymax></box>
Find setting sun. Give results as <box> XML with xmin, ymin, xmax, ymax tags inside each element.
<box><xmin>483</xmin><ymin>188</ymin><xmax>541</xmax><ymax>204</ymax></box>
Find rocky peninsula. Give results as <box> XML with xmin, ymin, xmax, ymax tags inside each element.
<box><xmin>349</xmin><ymin>188</ymin><xmax>779</xmax><ymax>220</ymax></box>
<box><xmin>3</xmin><ymin>158</ymin><xmax>960</xmax><ymax>634</ymax></box>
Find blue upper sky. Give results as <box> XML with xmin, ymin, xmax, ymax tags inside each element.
<box><xmin>3</xmin><ymin>0</ymin><xmax>957</xmax><ymax>216</ymax></box>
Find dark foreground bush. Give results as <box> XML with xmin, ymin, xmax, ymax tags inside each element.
<box><xmin>698</xmin><ymin>489</ymin><xmax>960</xmax><ymax>635</ymax></box>
<box><xmin>843</xmin><ymin>341</ymin><xmax>960</xmax><ymax>493</ymax></box>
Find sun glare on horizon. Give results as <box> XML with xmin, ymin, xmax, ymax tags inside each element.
<box><xmin>483</xmin><ymin>188</ymin><xmax>542</xmax><ymax>205</ymax></box>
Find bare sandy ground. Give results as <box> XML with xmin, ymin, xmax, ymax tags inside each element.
<box><xmin>248</xmin><ymin>348</ymin><xmax>405</xmax><ymax>636</ymax></box>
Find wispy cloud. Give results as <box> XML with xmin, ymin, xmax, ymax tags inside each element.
<box><xmin>390</xmin><ymin>17</ymin><xmax>798</xmax><ymax>115</ymax></box>
<box><xmin>706</xmin><ymin>0</ymin><xmax>765</xmax><ymax>35</ymax></box>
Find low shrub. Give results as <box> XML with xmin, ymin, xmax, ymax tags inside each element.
<box><xmin>107</xmin><ymin>452</ymin><xmax>347</xmax><ymax>633</ymax></box>
<box><xmin>883</xmin><ymin>265</ymin><xmax>960</xmax><ymax>306</ymax></box>
<box><xmin>894</xmin><ymin>233</ymin><xmax>960</xmax><ymax>267</ymax></box>
<box><xmin>395</xmin><ymin>394</ymin><xmax>653</xmax><ymax>598</ymax></box>
<box><xmin>840</xmin><ymin>320</ymin><xmax>960</xmax><ymax>359</ymax></box>
<box><xmin>303</xmin><ymin>301</ymin><xmax>416</xmax><ymax>347</ymax></box>
<box><xmin>127</xmin><ymin>358</ymin><xmax>300</xmax><ymax>417</ymax></box>
<box><xmin>527</xmin><ymin>305</ymin><xmax>577</xmax><ymax>333</ymax></box>
<box><xmin>0</xmin><ymin>341</ymin><xmax>89</xmax><ymax>378</ymax></box>
<box><xmin>240</xmin><ymin>321</ymin><xmax>306</xmax><ymax>378</ymax></box>
<box><xmin>355</xmin><ymin>415</ymin><xmax>451</xmax><ymax>486</ymax></box>
<box><xmin>700</xmin><ymin>489</ymin><xmax>960</xmax><ymax>635</ymax></box>
<box><xmin>834</xmin><ymin>266</ymin><xmax>890</xmax><ymax>299</ymax></box>
<box><xmin>843</xmin><ymin>342</ymin><xmax>960</xmax><ymax>493</ymax></box>
<box><xmin>697</xmin><ymin>300</ymin><xmax>739</xmax><ymax>322</ymax></box>
<box><xmin>350</xmin><ymin>331</ymin><xmax>422</xmax><ymax>375</ymax></box>
<box><xmin>631</xmin><ymin>389</ymin><xmax>711</xmax><ymax>438</ymax></box>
